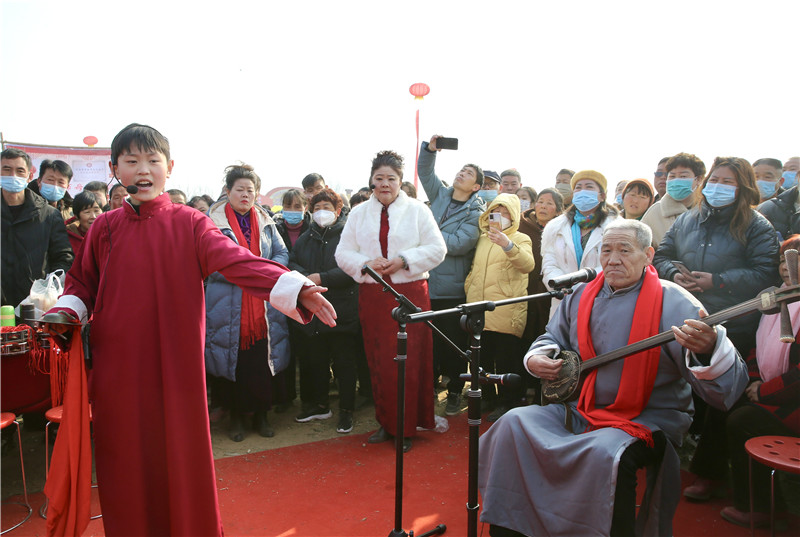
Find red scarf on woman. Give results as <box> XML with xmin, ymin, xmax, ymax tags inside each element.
<box><xmin>225</xmin><ymin>203</ymin><xmax>268</xmax><ymax>350</ymax></box>
<box><xmin>576</xmin><ymin>265</ymin><xmax>663</xmax><ymax>447</ymax></box>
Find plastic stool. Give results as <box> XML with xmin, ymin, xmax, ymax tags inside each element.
<box><xmin>744</xmin><ymin>435</ymin><xmax>800</xmax><ymax>537</ymax></box>
<box><xmin>1</xmin><ymin>412</ymin><xmax>32</xmax><ymax>534</ymax></box>
<box><xmin>40</xmin><ymin>405</ymin><xmax>101</xmax><ymax>520</ymax></box>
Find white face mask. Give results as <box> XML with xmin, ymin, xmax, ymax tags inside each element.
<box><xmin>501</xmin><ymin>216</ymin><xmax>512</xmax><ymax>230</ymax></box>
<box><xmin>312</xmin><ymin>209</ymin><xmax>336</xmax><ymax>227</ymax></box>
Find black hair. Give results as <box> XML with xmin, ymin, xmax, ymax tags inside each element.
<box><xmin>1</xmin><ymin>148</ymin><xmax>32</xmax><ymax>171</ymax></box>
<box><xmin>301</xmin><ymin>173</ymin><xmax>325</xmax><ymax>190</ymax></box>
<box><xmin>83</xmin><ymin>180</ymin><xmax>108</xmax><ymax>194</ymax></box>
<box><xmin>72</xmin><ymin>190</ymin><xmax>100</xmax><ymax>216</ymax></box>
<box><xmin>110</xmin><ymin>123</ymin><xmax>170</xmax><ymax>165</ymax></box>
<box><xmin>370</xmin><ymin>150</ymin><xmax>404</xmax><ymax>183</ymax></box>
<box><xmin>752</xmin><ymin>158</ymin><xmax>783</xmax><ymax>170</ymax></box>
<box><xmin>665</xmin><ymin>152</ymin><xmax>706</xmax><ymax>179</ymax></box>
<box><xmin>166</xmin><ymin>189</ymin><xmax>187</xmax><ymax>202</ymax></box>
<box><xmin>537</xmin><ymin>187</ymin><xmax>565</xmax><ymax>213</ymax></box>
<box><xmin>224</xmin><ymin>163</ymin><xmax>261</xmax><ymax>192</ymax></box>
<box><xmin>349</xmin><ymin>191</ymin><xmax>369</xmax><ymax>208</ymax></box>
<box><xmin>556</xmin><ymin>168</ymin><xmax>575</xmax><ymax>177</ymax></box>
<box><xmin>38</xmin><ymin>159</ymin><xmax>74</xmax><ymax>182</ymax></box>
<box><xmin>466</xmin><ymin>163</ymin><xmax>484</xmax><ymax>187</ymax></box>
<box><xmin>109</xmin><ymin>183</ymin><xmax>127</xmax><ymax>196</ymax></box>
<box><xmin>282</xmin><ymin>188</ymin><xmax>307</xmax><ymax>208</ymax></box>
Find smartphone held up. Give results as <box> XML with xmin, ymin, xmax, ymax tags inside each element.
<box><xmin>435</xmin><ymin>137</ymin><xmax>458</xmax><ymax>150</ymax></box>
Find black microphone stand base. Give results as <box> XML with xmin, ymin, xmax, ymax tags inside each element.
<box><xmin>388</xmin><ymin>523</ymin><xmax>447</xmax><ymax>537</ymax></box>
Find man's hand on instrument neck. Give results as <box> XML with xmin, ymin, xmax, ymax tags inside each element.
<box><xmin>671</xmin><ymin>309</ymin><xmax>716</xmax><ymax>359</ymax></box>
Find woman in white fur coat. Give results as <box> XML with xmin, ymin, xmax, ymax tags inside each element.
<box><xmin>335</xmin><ymin>150</ymin><xmax>446</xmax><ymax>452</ymax></box>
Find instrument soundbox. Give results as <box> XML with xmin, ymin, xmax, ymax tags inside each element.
<box><xmin>540</xmin><ymin>281</ymin><xmax>800</xmax><ymax>405</ymax></box>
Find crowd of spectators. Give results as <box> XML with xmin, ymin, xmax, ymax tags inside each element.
<box><xmin>2</xmin><ymin>141</ymin><xmax>799</xmax><ymax>531</ymax></box>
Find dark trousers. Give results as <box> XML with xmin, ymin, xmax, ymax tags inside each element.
<box><xmin>727</xmin><ymin>403</ymin><xmax>795</xmax><ymax>512</ymax></box>
<box><xmin>688</xmin><ymin>330</ymin><xmax>754</xmax><ymax>478</ymax></box>
<box><xmin>489</xmin><ymin>431</ymin><xmax>667</xmax><ymax>537</ymax></box>
<box><xmin>298</xmin><ymin>332</ymin><xmax>359</xmax><ymax>411</ymax></box>
<box><xmin>481</xmin><ymin>331</ymin><xmax>525</xmax><ymax>406</ymax></box>
<box><xmin>431</xmin><ymin>298</ymin><xmax>470</xmax><ymax>395</ymax></box>
<box><xmin>215</xmin><ymin>338</ymin><xmax>273</xmax><ymax>413</ymax></box>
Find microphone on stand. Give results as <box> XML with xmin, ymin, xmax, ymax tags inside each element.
<box><xmin>460</xmin><ymin>368</ymin><xmax>522</xmax><ymax>388</ymax></box>
<box><xmin>548</xmin><ymin>268</ymin><xmax>597</xmax><ymax>289</ymax></box>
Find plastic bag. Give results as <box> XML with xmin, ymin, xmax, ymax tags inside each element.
<box><xmin>17</xmin><ymin>269</ymin><xmax>65</xmax><ymax>319</ymax></box>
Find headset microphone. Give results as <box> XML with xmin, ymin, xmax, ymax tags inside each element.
<box><xmin>369</xmin><ymin>183</ymin><xmax>376</xmax><ymax>190</ymax></box>
<box><xmin>113</xmin><ymin>174</ymin><xmax>138</xmax><ymax>194</ymax></box>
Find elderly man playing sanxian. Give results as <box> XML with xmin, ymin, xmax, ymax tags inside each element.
<box><xmin>478</xmin><ymin>219</ymin><xmax>748</xmax><ymax>537</ymax></box>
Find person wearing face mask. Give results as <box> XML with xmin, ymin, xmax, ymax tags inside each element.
<box><xmin>27</xmin><ymin>159</ymin><xmax>74</xmax><ymax>220</ymax></box>
<box><xmin>781</xmin><ymin>156</ymin><xmax>799</xmax><ymax>190</ymax></box>
<box><xmin>205</xmin><ymin>164</ymin><xmax>291</xmax><ymax>442</ymax></box>
<box><xmin>288</xmin><ymin>188</ymin><xmax>360</xmax><ymax>433</ymax></box>
<box><xmin>541</xmin><ymin>170</ymin><xmax>618</xmax><ymax>319</ymax></box>
<box><xmin>759</xmin><ymin>157</ymin><xmax>800</xmax><ymax>242</ymax></box>
<box><xmin>275</xmin><ymin>188</ymin><xmax>311</xmax><ymax>252</ymax></box>
<box><xmin>553</xmin><ymin>168</ymin><xmax>575</xmax><ymax>206</ymax></box>
<box><xmin>752</xmin><ymin>158</ymin><xmax>784</xmax><ymax>203</ymax></box>
<box><xmin>478</xmin><ymin>170</ymin><xmax>501</xmax><ymax>203</ymax></box>
<box><xmin>1</xmin><ymin>148</ymin><xmax>73</xmax><ymax>311</ymax></box>
<box><xmin>642</xmin><ymin>153</ymin><xmax>706</xmax><ymax>247</ymax></box>
<box><xmin>653</xmin><ymin>157</ymin><xmax>780</xmax><ymax>503</ymax></box>
<box><xmin>465</xmin><ymin>193</ymin><xmax>535</xmax><ymax>421</ymax></box>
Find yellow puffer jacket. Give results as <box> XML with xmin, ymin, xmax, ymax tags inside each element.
<box><xmin>464</xmin><ymin>193</ymin><xmax>535</xmax><ymax>337</ymax></box>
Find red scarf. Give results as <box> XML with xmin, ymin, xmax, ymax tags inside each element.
<box><xmin>44</xmin><ymin>329</ymin><xmax>91</xmax><ymax>536</ymax></box>
<box><xmin>576</xmin><ymin>265</ymin><xmax>663</xmax><ymax>447</ymax></box>
<box><xmin>225</xmin><ymin>204</ymin><xmax>268</xmax><ymax>350</ymax></box>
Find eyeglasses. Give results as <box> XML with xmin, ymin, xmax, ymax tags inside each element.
<box><xmin>654</xmin><ymin>172</ymin><xmax>667</xmax><ymax>178</ymax></box>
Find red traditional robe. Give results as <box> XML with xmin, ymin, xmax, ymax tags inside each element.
<box><xmin>54</xmin><ymin>194</ymin><xmax>307</xmax><ymax>536</ymax></box>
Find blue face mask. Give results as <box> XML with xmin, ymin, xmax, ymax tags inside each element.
<box><xmin>783</xmin><ymin>170</ymin><xmax>798</xmax><ymax>189</ymax></box>
<box><xmin>666</xmin><ymin>178</ymin><xmax>695</xmax><ymax>201</ymax></box>
<box><xmin>476</xmin><ymin>190</ymin><xmax>498</xmax><ymax>203</ymax></box>
<box><xmin>40</xmin><ymin>183</ymin><xmax>67</xmax><ymax>202</ymax></box>
<box><xmin>1</xmin><ymin>175</ymin><xmax>28</xmax><ymax>193</ymax></box>
<box><xmin>756</xmin><ymin>180</ymin><xmax>778</xmax><ymax>199</ymax></box>
<box><xmin>615</xmin><ymin>194</ymin><xmax>623</xmax><ymax>205</ymax></box>
<box><xmin>283</xmin><ymin>210</ymin><xmax>304</xmax><ymax>225</ymax></box>
<box><xmin>702</xmin><ymin>182</ymin><xmax>738</xmax><ymax>208</ymax></box>
<box><xmin>571</xmin><ymin>190</ymin><xmax>600</xmax><ymax>213</ymax></box>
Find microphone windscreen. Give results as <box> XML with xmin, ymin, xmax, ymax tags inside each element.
<box><xmin>125</xmin><ymin>185</ymin><xmax>139</xmax><ymax>194</ymax></box>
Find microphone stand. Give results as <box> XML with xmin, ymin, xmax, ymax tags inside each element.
<box><xmin>361</xmin><ymin>265</ymin><xmax>448</xmax><ymax>537</ymax></box>
<box><xmin>404</xmin><ymin>288</ymin><xmax>572</xmax><ymax>537</ymax></box>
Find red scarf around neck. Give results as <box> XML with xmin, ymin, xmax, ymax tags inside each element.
<box><xmin>575</xmin><ymin>265</ymin><xmax>663</xmax><ymax>447</ymax></box>
<box><xmin>225</xmin><ymin>203</ymin><xmax>268</xmax><ymax>350</ymax></box>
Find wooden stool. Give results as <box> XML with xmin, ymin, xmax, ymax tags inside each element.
<box><xmin>40</xmin><ymin>405</ymin><xmax>101</xmax><ymax>520</ymax></box>
<box><xmin>1</xmin><ymin>412</ymin><xmax>32</xmax><ymax>534</ymax></box>
<box><xmin>744</xmin><ymin>435</ymin><xmax>800</xmax><ymax>537</ymax></box>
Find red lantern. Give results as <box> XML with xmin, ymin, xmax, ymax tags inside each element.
<box><xmin>83</xmin><ymin>136</ymin><xmax>98</xmax><ymax>147</ymax></box>
<box><xmin>409</xmin><ymin>83</ymin><xmax>430</xmax><ymax>100</ymax></box>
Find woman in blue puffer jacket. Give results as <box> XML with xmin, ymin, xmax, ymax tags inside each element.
<box><xmin>205</xmin><ymin>164</ymin><xmax>291</xmax><ymax>442</ymax></box>
<box><xmin>653</xmin><ymin>156</ymin><xmax>780</xmax><ymax>503</ymax></box>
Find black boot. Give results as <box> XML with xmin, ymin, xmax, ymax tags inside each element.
<box><xmin>253</xmin><ymin>410</ymin><xmax>274</xmax><ymax>438</ymax></box>
<box><xmin>229</xmin><ymin>411</ymin><xmax>245</xmax><ymax>442</ymax></box>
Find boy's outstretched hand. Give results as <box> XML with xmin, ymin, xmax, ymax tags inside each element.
<box><xmin>298</xmin><ymin>285</ymin><xmax>337</xmax><ymax>327</ymax></box>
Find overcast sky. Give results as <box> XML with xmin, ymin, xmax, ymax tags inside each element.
<box><xmin>1</xmin><ymin>0</ymin><xmax>797</xmax><ymax>201</ymax></box>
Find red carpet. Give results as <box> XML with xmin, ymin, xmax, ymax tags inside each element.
<box><xmin>3</xmin><ymin>413</ymin><xmax>798</xmax><ymax>536</ymax></box>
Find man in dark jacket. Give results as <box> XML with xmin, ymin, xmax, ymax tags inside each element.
<box><xmin>418</xmin><ymin>135</ymin><xmax>485</xmax><ymax>415</ymax></box>
<box><xmin>1</xmin><ymin>148</ymin><xmax>74</xmax><ymax>310</ymax></box>
<box><xmin>758</xmin><ymin>185</ymin><xmax>799</xmax><ymax>242</ymax></box>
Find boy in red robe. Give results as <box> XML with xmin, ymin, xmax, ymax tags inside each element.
<box><xmin>44</xmin><ymin>123</ymin><xmax>336</xmax><ymax>536</ymax></box>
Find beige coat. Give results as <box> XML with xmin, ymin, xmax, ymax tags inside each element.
<box><xmin>641</xmin><ymin>194</ymin><xmax>691</xmax><ymax>247</ymax></box>
<box><xmin>464</xmin><ymin>193</ymin><xmax>535</xmax><ymax>337</ymax></box>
